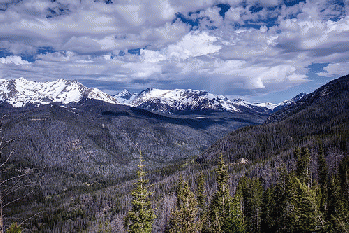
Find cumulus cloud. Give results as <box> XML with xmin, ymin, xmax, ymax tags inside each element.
<box><xmin>317</xmin><ymin>62</ymin><xmax>349</xmax><ymax>77</ymax></box>
<box><xmin>0</xmin><ymin>0</ymin><xmax>349</xmax><ymax>101</ymax></box>
<box><xmin>0</xmin><ymin>56</ymin><xmax>31</xmax><ymax>65</ymax></box>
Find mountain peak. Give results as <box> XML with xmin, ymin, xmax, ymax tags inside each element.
<box><xmin>114</xmin><ymin>88</ymin><xmax>282</xmax><ymax>114</ymax></box>
<box><xmin>0</xmin><ymin>78</ymin><xmax>118</xmax><ymax>107</ymax></box>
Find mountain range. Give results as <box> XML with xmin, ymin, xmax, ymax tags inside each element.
<box><xmin>0</xmin><ymin>78</ymin><xmax>304</xmax><ymax>115</ymax></box>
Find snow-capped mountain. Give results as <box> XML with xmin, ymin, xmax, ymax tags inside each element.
<box><xmin>114</xmin><ymin>88</ymin><xmax>286</xmax><ymax>114</ymax></box>
<box><xmin>114</xmin><ymin>89</ymin><xmax>137</xmax><ymax>104</ymax></box>
<box><xmin>0</xmin><ymin>78</ymin><xmax>117</xmax><ymax>107</ymax></box>
<box><xmin>0</xmin><ymin>78</ymin><xmax>306</xmax><ymax>114</ymax></box>
<box><xmin>272</xmin><ymin>93</ymin><xmax>307</xmax><ymax>112</ymax></box>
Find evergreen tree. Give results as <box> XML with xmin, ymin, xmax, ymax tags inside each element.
<box><xmin>207</xmin><ymin>154</ymin><xmax>245</xmax><ymax>233</ymax></box>
<box><xmin>262</xmin><ymin>168</ymin><xmax>298</xmax><ymax>232</ymax></box>
<box><xmin>197</xmin><ymin>172</ymin><xmax>206</xmax><ymax>211</ymax></box>
<box><xmin>124</xmin><ymin>153</ymin><xmax>156</xmax><ymax>233</ymax></box>
<box><xmin>296</xmin><ymin>147</ymin><xmax>310</xmax><ymax>185</ymax></box>
<box><xmin>338</xmin><ymin>156</ymin><xmax>349</xmax><ymax>211</ymax></box>
<box><xmin>317</xmin><ymin>148</ymin><xmax>328</xmax><ymax>189</ymax></box>
<box><xmin>292</xmin><ymin>177</ymin><xmax>324</xmax><ymax>232</ymax></box>
<box><xmin>207</xmin><ymin>154</ymin><xmax>230</xmax><ymax>233</ymax></box>
<box><xmin>167</xmin><ymin>177</ymin><xmax>201</xmax><ymax>233</ymax></box>
<box><xmin>294</xmin><ymin>146</ymin><xmax>301</xmax><ymax>161</ymax></box>
<box><xmin>237</xmin><ymin>177</ymin><xmax>262</xmax><ymax>233</ymax></box>
<box><xmin>225</xmin><ymin>193</ymin><xmax>245</xmax><ymax>233</ymax></box>
<box><xmin>327</xmin><ymin>174</ymin><xmax>349</xmax><ymax>232</ymax></box>
<box><xmin>317</xmin><ymin>149</ymin><xmax>328</xmax><ymax>213</ymax></box>
<box><xmin>261</xmin><ymin>186</ymin><xmax>277</xmax><ymax>232</ymax></box>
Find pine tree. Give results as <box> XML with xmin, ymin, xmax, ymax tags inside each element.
<box><xmin>317</xmin><ymin>148</ymin><xmax>328</xmax><ymax>189</ymax></box>
<box><xmin>263</xmin><ymin>168</ymin><xmax>297</xmax><ymax>232</ymax></box>
<box><xmin>261</xmin><ymin>186</ymin><xmax>277</xmax><ymax>232</ymax></box>
<box><xmin>237</xmin><ymin>177</ymin><xmax>262</xmax><ymax>233</ymax></box>
<box><xmin>124</xmin><ymin>153</ymin><xmax>156</xmax><ymax>233</ymax></box>
<box><xmin>292</xmin><ymin>177</ymin><xmax>324</xmax><ymax>232</ymax></box>
<box><xmin>208</xmin><ymin>154</ymin><xmax>230</xmax><ymax>233</ymax></box>
<box><xmin>326</xmin><ymin>175</ymin><xmax>343</xmax><ymax>231</ymax></box>
<box><xmin>327</xmin><ymin>163</ymin><xmax>349</xmax><ymax>232</ymax></box>
<box><xmin>197</xmin><ymin>172</ymin><xmax>206</xmax><ymax>211</ymax></box>
<box><xmin>206</xmin><ymin>154</ymin><xmax>245</xmax><ymax>233</ymax></box>
<box><xmin>338</xmin><ymin>156</ymin><xmax>349</xmax><ymax>211</ymax></box>
<box><xmin>167</xmin><ymin>177</ymin><xmax>201</xmax><ymax>233</ymax></box>
<box><xmin>296</xmin><ymin>147</ymin><xmax>310</xmax><ymax>185</ymax></box>
<box><xmin>317</xmin><ymin>149</ymin><xmax>328</xmax><ymax>213</ymax></box>
<box><xmin>225</xmin><ymin>193</ymin><xmax>245</xmax><ymax>233</ymax></box>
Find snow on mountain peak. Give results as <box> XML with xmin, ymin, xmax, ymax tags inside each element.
<box><xmin>0</xmin><ymin>78</ymin><xmax>305</xmax><ymax>114</ymax></box>
<box><xmin>114</xmin><ymin>88</ymin><xmax>306</xmax><ymax>114</ymax></box>
<box><xmin>0</xmin><ymin>78</ymin><xmax>118</xmax><ymax>107</ymax></box>
<box><xmin>115</xmin><ymin>88</ymin><xmax>247</xmax><ymax>113</ymax></box>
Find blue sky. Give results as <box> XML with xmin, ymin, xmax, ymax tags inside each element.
<box><xmin>0</xmin><ymin>0</ymin><xmax>349</xmax><ymax>103</ymax></box>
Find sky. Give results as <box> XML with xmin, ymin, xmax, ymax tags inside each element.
<box><xmin>0</xmin><ymin>0</ymin><xmax>349</xmax><ymax>103</ymax></box>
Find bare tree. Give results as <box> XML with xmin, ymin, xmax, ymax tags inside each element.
<box><xmin>0</xmin><ymin>118</ymin><xmax>33</xmax><ymax>233</ymax></box>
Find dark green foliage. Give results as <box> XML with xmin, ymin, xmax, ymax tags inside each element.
<box><xmin>338</xmin><ymin>156</ymin><xmax>349</xmax><ymax>209</ymax></box>
<box><xmin>317</xmin><ymin>147</ymin><xmax>328</xmax><ymax>188</ymax></box>
<box><xmin>261</xmin><ymin>186</ymin><xmax>277</xmax><ymax>232</ymax></box>
<box><xmin>6</xmin><ymin>223</ymin><xmax>21</xmax><ymax>233</ymax></box>
<box><xmin>325</xmin><ymin>157</ymin><xmax>349</xmax><ymax>232</ymax></box>
<box><xmin>167</xmin><ymin>177</ymin><xmax>201</xmax><ymax>233</ymax></box>
<box><xmin>196</xmin><ymin>172</ymin><xmax>206</xmax><ymax>211</ymax></box>
<box><xmin>124</xmin><ymin>154</ymin><xmax>156</xmax><ymax>233</ymax></box>
<box><xmin>262</xmin><ymin>169</ymin><xmax>325</xmax><ymax>233</ymax></box>
<box><xmin>237</xmin><ymin>177</ymin><xmax>263</xmax><ymax>233</ymax></box>
<box><xmin>207</xmin><ymin>155</ymin><xmax>230</xmax><ymax>233</ymax></box>
<box><xmin>226</xmin><ymin>193</ymin><xmax>245</xmax><ymax>233</ymax></box>
<box><xmin>295</xmin><ymin>147</ymin><xmax>310</xmax><ymax>185</ymax></box>
<box><xmin>317</xmin><ymin>148</ymin><xmax>328</xmax><ymax>213</ymax></box>
<box><xmin>291</xmin><ymin>178</ymin><xmax>324</xmax><ymax>232</ymax></box>
<box><xmin>206</xmin><ymin>155</ymin><xmax>245</xmax><ymax>233</ymax></box>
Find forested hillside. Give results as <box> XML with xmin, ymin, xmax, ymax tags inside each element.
<box><xmin>1</xmin><ymin>75</ymin><xmax>349</xmax><ymax>232</ymax></box>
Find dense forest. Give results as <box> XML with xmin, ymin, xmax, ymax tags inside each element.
<box><xmin>0</xmin><ymin>74</ymin><xmax>349</xmax><ymax>232</ymax></box>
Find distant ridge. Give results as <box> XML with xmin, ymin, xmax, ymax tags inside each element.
<box><xmin>115</xmin><ymin>88</ymin><xmax>305</xmax><ymax>115</ymax></box>
<box><xmin>0</xmin><ymin>78</ymin><xmax>305</xmax><ymax>116</ymax></box>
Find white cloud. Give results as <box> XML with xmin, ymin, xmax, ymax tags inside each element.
<box><xmin>166</xmin><ymin>31</ymin><xmax>221</xmax><ymax>60</ymax></box>
<box><xmin>0</xmin><ymin>0</ymin><xmax>348</xmax><ymax>100</ymax></box>
<box><xmin>317</xmin><ymin>62</ymin><xmax>349</xmax><ymax>77</ymax></box>
<box><xmin>0</xmin><ymin>56</ymin><xmax>31</xmax><ymax>65</ymax></box>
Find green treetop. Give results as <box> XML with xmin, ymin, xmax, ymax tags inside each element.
<box><xmin>124</xmin><ymin>153</ymin><xmax>156</xmax><ymax>233</ymax></box>
<box><xmin>168</xmin><ymin>176</ymin><xmax>201</xmax><ymax>233</ymax></box>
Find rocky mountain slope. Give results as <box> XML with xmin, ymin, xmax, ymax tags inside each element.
<box><xmin>115</xmin><ymin>88</ymin><xmax>287</xmax><ymax>115</ymax></box>
<box><xmin>199</xmin><ymin>74</ymin><xmax>349</xmax><ymax>163</ymax></box>
<box><xmin>0</xmin><ymin>78</ymin><xmax>305</xmax><ymax>118</ymax></box>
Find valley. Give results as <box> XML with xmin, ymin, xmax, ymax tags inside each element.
<box><xmin>0</xmin><ymin>75</ymin><xmax>348</xmax><ymax>232</ymax></box>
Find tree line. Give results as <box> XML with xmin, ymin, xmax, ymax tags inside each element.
<box><xmin>125</xmin><ymin>148</ymin><xmax>349</xmax><ymax>232</ymax></box>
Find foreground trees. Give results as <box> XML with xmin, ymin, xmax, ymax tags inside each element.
<box><xmin>124</xmin><ymin>147</ymin><xmax>349</xmax><ymax>232</ymax></box>
<box><xmin>167</xmin><ymin>177</ymin><xmax>201</xmax><ymax>233</ymax></box>
<box><xmin>124</xmin><ymin>153</ymin><xmax>156</xmax><ymax>233</ymax></box>
<box><xmin>163</xmin><ymin>149</ymin><xmax>349</xmax><ymax>233</ymax></box>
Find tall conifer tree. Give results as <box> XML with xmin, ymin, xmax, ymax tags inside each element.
<box><xmin>296</xmin><ymin>147</ymin><xmax>311</xmax><ymax>186</ymax></box>
<box><xmin>167</xmin><ymin>177</ymin><xmax>201</xmax><ymax>233</ymax></box>
<box><xmin>317</xmin><ymin>148</ymin><xmax>328</xmax><ymax>213</ymax></box>
<box><xmin>124</xmin><ymin>153</ymin><xmax>156</xmax><ymax>233</ymax></box>
<box><xmin>207</xmin><ymin>154</ymin><xmax>245</xmax><ymax>233</ymax></box>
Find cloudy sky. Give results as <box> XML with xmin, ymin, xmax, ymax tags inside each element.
<box><xmin>0</xmin><ymin>0</ymin><xmax>349</xmax><ymax>103</ymax></box>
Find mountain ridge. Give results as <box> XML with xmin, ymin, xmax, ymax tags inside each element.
<box><xmin>114</xmin><ymin>87</ymin><xmax>305</xmax><ymax>115</ymax></box>
<box><xmin>0</xmin><ymin>78</ymin><xmax>304</xmax><ymax>116</ymax></box>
